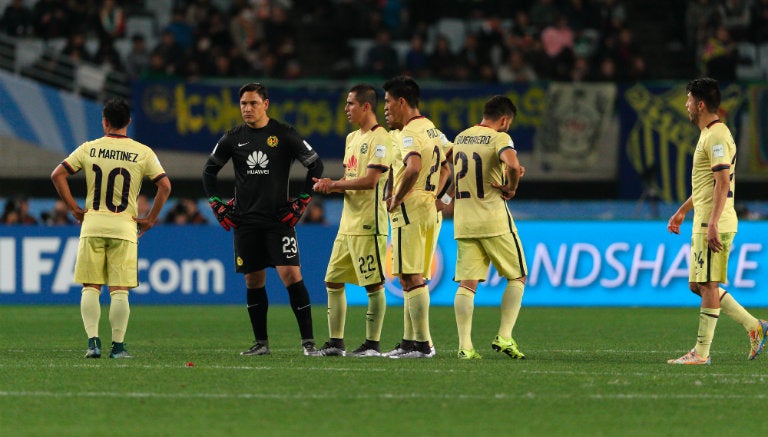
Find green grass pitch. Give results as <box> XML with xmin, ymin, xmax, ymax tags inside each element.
<box><xmin>1</xmin><ymin>304</ymin><xmax>767</xmax><ymax>436</ymax></box>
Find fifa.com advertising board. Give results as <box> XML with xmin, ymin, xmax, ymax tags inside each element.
<box><xmin>1</xmin><ymin>221</ymin><xmax>766</xmax><ymax>307</ymax></box>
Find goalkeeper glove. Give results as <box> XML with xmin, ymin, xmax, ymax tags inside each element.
<box><xmin>278</xmin><ymin>193</ymin><xmax>311</xmax><ymax>227</ymax></box>
<box><xmin>209</xmin><ymin>196</ymin><xmax>237</xmax><ymax>231</ymax></box>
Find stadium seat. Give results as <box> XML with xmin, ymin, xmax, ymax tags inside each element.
<box><xmin>433</xmin><ymin>18</ymin><xmax>466</xmax><ymax>53</ymax></box>
<box><xmin>736</xmin><ymin>42</ymin><xmax>761</xmax><ymax>80</ymax></box>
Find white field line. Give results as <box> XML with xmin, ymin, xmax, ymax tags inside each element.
<box><xmin>0</xmin><ymin>390</ymin><xmax>767</xmax><ymax>401</ymax></box>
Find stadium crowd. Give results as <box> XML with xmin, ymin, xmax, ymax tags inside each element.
<box><xmin>1</xmin><ymin>0</ymin><xmax>763</xmax><ymax>85</ymax></box>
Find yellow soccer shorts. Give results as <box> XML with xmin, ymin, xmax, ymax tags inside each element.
<box><xmin>391</xmin><ymin>221</ymin><xmax>437</xmax><ymax>277</ymax></box>
<box><xmin>455</xmin><ymin>232</ymin><xmax>528</xmax><ymax>281</ymax></box>
<box><xmin>689</xmin><ymin>232</ymin><xmax>735</xmax><ymax>284</ymax></box>
<box><xmin>325</xmin><ymin>233</ymin><xmax>388</xmax><ymax>286</ymax></box>
<box><xmin>74</xmin><ymin>236</ymin><xmax>138</xmax><ymax>287</ymax></box>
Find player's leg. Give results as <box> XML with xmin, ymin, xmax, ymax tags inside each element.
<box><xmin>317</xmin><ymin>234</ymin><xmax>357</xmax><ymax>356</ymax></box>
<box><xmin>485</xmin><ymin>233</ymin><xmax>528</xmax><ymax>359</ymax></box>
<box><xmin>105</xmin><ymin>238</ymin><xmax>138</xmax><ymax>359</ymax></box>
<box><xmin>717</xmin><ymin>287</ymin><xmax>768</xmax><ymax>359</ymax></box>
<box><xmin>669</xmin><ymin>234</ymin><xmax>725</xmax><ymax>365</ymax></box>
<box><xmin>382</xmin><ymin>227</ymin><xmax>414</xmax><ymax>356</ymax></box>
<box><xmin>350</xmin><ymin>234</ymin><xmax>388</xmax><ymax>356</ymax></box>
<box><xmin>454</xmin><ymin>239</ymin><xmax>489</xmax><ymax>359</ymax></box>
<box><xmin>74</xmin><ymin>237</ymin><xmax>107</xmax><ymax>358</ymax></box>
<box><xmin>236</xmin><ymin>227</ymin><xmax>271</xmax><ymax>356</ymax></box>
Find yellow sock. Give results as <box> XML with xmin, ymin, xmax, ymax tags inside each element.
<box><xmin>366</xmin><ymin>288</ymin><xmax>386</xmax><ymax>341</ymax></box>
<box><xmin>694</xmin><ymin>307</ymin><xmax>720</xmax><ymax>358</ymax></box>
<box><xmin>406</xmin><ymin>285</ymin><xmax>430</xmax><ymax>342</ymax></box>
<box><xmin>109</xmin><ymin>290</ymin><xmax>130</xmax><ymax>343</ymax></box>
<box><xmin>719</xmin><ymin>288</ymin><xmax>759</xmax><ymax>332</ymax></box>
<box><xmin>499</xmin><ymin>280</ymin><xmax>525</xmax><ymax>338</ymax></box>
<box><xmin>81</xmin><ymin>287</ymin><xmax>101</xmax><ymax>338</ymax></box>
<box><xmin>403</xmin><ymin>291</ymin><xmax>413</xmax><ymax>340</ymax></box>
<box><xmin>326</xmin><ymin>286</ymin><xmax>346</xmax><ymax>339</ymax></box>
<box><xmin>454</xmin><ymin>286</ymin><xmax>475</xmax><ymax>351</ymax></box>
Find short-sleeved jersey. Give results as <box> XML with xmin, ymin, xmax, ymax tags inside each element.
<box><xmin>691</xmin><ymin>120</ymin><xmax>737</xmax><ymax>234</ymax></box>
<box><xmin>452</xmin><ymin>125</ymin><xmax>517</xmax><ymax>239</ymax></box>
<box><xmin>209</xmin><ymin>119</ymin><xmax>319</xmax><ymax>225</ymax></box>
<box><xmin>389</xmin><ymin>116</ymin><xmax>446</xmax><ymax>228</ymax></box>
<box><xmin>62</xmin><ymin>134</ymin><xmax>166</xmax><ymax>243</ymax></box>
<box><xmin>339</xmin><ymin>124</ymin><xmax>393</xmax><ymax>235</ymax></box>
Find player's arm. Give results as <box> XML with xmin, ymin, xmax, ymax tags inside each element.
<box><xmin>203</xmin><ymin>153</ymin><xmax>238</xmax><ymax>231</ymax></box>
<box><xmin>50</xmin><ymin>163</ymin><xmax>85</xmax><ymax>224</ymax></box>
<box><xmin>667</xmin><ymin>196</ymin><xmax>693</xmax><ymax>235</ymax></box>
<box><xmin>135</xmin><ymin>175</ymin><xmax>171</xmax><ymax>237</ymax></box>
<box><xmin>389</xmin><ymin>152</ymin><xmax>421</xmax><ymax>212</ymax></box>
<box><xmin>435</xmin><ymin>158</ymin><xmax>453</xmax><ymax>211</ymax></box>
<box><xmin>314</xmin><ymin>166</ymin><xmax>386</xmax><ymax>193</ymax></box>
<box><xmin>707</xmin><ymin>167</ymin><xmax>731</xmax><ymax>252</ymax></box>
<box><xmin>492</xmin><ymin>148</ymin><xmax>522</xmax><ymax>200</ymax></box>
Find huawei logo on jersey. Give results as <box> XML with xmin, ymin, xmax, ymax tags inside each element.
<box><xmin>347</xmin><ymin>155</ymin><xmax>358</xmax><ymax>172</ymax></box>
<box><xmin>246</xmin><ymin>151</ymin><xmax>270</xmax><ymax>175</ymax></box>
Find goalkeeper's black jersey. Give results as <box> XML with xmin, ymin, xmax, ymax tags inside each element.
<box><xmin>209</xmin><ymin>119</ymin><xmax>319</xmax><ymax>225</ymax></box>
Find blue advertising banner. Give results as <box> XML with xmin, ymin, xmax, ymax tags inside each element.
<box><xmin>2</xmin><ymin>221</ymin><xmax>766</xmax><ymax>307</ymax></box>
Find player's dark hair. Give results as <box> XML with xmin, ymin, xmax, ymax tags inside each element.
<box><xmin>102</xmin><ymin>97</ymin><xmax>131</xmax><ymax>129</ymax></box>
<box><xmin>350</xmin><ymin>83</ymin><xmax>378</xmax><ymax>108</ymax></box>
<box><xmin>239</xmin><ymin>82</ymin><xmax>268</xmax><ymax>100</ymax></box>
<box><xmin>484</xmin><ymin>95</ymin><xmax>517</xmax><ymax>120</ymax></box>
<box><xmin>382</xmin><ymin>75</ymin><xmax>420</xmax><ymax>108</ymax></box>
<box><xmin>686</xmin><ymin>77</ymin><xmax>720</xmax><ymax>113</ymax></box>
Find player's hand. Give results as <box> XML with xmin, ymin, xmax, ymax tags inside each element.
<box><xmin>491</xmin><ymin>182</ymin><xmax>516</xmax><ymax>200</ymax></box>
<box><xmin>707</xmin><ymin>222</ymin><xmax>723</xmax><ymax>252</ymax></box>
<box><xmin>312</xmin><ymin>177</ymin><xmax>333</xmax><ymax>194</ymax></box>
<box><xmin>209</xmin><ymin>196</ymin><xmax>237</xmax><ymax>231</ymax></box>
<box><xmin>70</xmin><ymin>206</ymin><xmax>86</xmax><ymax>224</ymax></box>
<box><xmin>133</xmin><ymin>216</ymin><xmax>156</xmax><ymax>238</ymax></box>
<box><xmin>278</xmin><ymin>193</ymin><xmax>311</xmax><ymax>227</ymax></box>
<box><xmin>667</xmin><ymin>212</ymin><xmax>684</xmax><ymax>235</ymax></box>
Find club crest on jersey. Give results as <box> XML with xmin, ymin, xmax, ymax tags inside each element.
<box><xmin>247</xmin><ymin>151</ymin><xmax>270</xmax><ymax>174</ymax></box>
<box><xmin>360</xmin><ymin>143</ymin><xmax>368</xmax><ymax>154</ymax></box>
<box><xmin>266</xmin><ymin>136</ymin><xmax>279</xmax><ymax>147</ymax></box>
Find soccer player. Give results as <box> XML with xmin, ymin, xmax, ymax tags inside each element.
<box><xmin>311</xmin><ymin>84</ymin><xmax>393</xmax><ymax>357</ymax></box>
<box><xmin>381</xmin><ymin>75</ymin><xmax>450</xmax><ymax>359</ymax></box>
<box><xmin>448</xmin><ymin>95</ymin><xmax>527</xmax><ymax>360</ymax></box>
<box><xmin>667</xmin><ymin>77</ymin><xmax>768</xmax><ymax>365</ymax></box>
<box><xmin>202</xmin><ymin>82</ymin><xmax>325</xmax><ymax>356</ymax></box>
<box><xmin>50</xmin><ymin>97</ymin><xmax>171</xmax><ymax>359</ymax></box>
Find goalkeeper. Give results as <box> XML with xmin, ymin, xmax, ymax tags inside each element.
<box><xmin>202</xmin><ymin>82</ymin><xmax>324</xmax><ymax>357</ymax></box>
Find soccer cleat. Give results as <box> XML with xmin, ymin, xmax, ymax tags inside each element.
<box><xmin>427</xmin><ymin>345</ymin><xmax>436</xmax><ymax>358</ymax></box>
<box><xmin>241</xmin><ymin>342</ymin><xmax>270</xmax><ymax>356</ymax></box>
<box><xmin>302</xmin><ymin>340</ymin><xmax>321</xmax><ymax>356</ymax></box>
<box><xmin>390</xmin><ymin>342</ymin><xmax>432</xmax><ymax>359</ymax></box>
<box><xmin>381</xmin><ymin>342</ymin><xmax>410</xmax><ymax>358</ymax></box>
<box><xmin>457</xmin><ymin>349</ymin><xmax>482</xmax><ymax>360</ymax></box>
<box><xmin>491</xmin><ymin>335</ymin><xmax>526</xmax><ymax>359</ymax></box>
<box><xmin>85</xmin><ymin>337</ymin><xmax>101</xmax><ymax>358</ymax></box>
<box><xmin>316</xmin><ymin>341</ymin><xmax>346</xmax><ymax>357</ymax></box>
<box><xmin>748</xmin><ymin>319</ymin><xmax>768</xmax><ymax>360</ymax></box>
<box><xmin>349</xmin><ymin>343</ymin><xmax>381</xmax><ymax>357</ymax></box>
<box><xmin>108</xmin><ymin>341</ymin><xmax>132</xmax><ymax>359</ymax></box>
<box><xmin>667</xmin><ymin>349</ymin><xmax>711</xmax><ymax>365</ymax></box>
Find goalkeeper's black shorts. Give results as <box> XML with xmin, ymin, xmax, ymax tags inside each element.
<box><xmin>233</xmin><ymin>223</ymin><xmax>301</xmax><ymax>272</ymax></box>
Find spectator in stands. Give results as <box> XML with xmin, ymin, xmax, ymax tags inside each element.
<box><xmin>612</xmin><ymin>27</ymin><xmax>643</xmax><ymax>79</ymax></box>
<box><xmin>97</xmin><ymin>0</ymin><xmax>125</xmax><ymax>40</ymax></box>
<box><xmin>1</xmin><ymin>197</ymin><xmax>37</xmax><ymax>225</ymax></box>
<box><xmin>32</xmin><ymin>0</ymin><xmax>70</xmax><ymax>39</ymax></box>
<box><xmin>564</xmin><ymin>0</ymin><xmax>597</xmax><ymax>33</ymax></box>
<box><xmin>457</xmin><ymin>32</ymin><xmax>490</xmax><ymax>80</ymax></box>
<box><xmin>164</xmin><ymin>198</ymin><xmax>208</xmax><ymax>225</ymax></box>
<box><xmin>125</xmin><ymin>34</ymin><xmax>150</xmax><ymax>80</ymax></box>
<box><xmin>229</xmin><ymin>1</ymin><xmax>263</xmax><ymax>57</ymax></box>
<box><xmin>592</xmin><ymin>56</ymin><xmax>619</xmax><ymax>81</ymax></box>
<box><xmin>94</xmin><ymin>36</ymin><xmax>124</xmax><ymax>72</ymax></box>
<box><xmin>61</xmin><ymin>30</ymin><xmax>93</xmax><ymax>64</ymax></box>
<box><xmin>186</xmin><ymin>0</ymin><xmax>220</xmax><ymax>31</ymax></box>
<box><xmin>428</xmin><ymin>34</ymin><xmax>458</xmax><ymax>80</ymax></box>
<box><xmin>151</xmin><ymin>29</ymin><xmax>184</xmax><ymax>76</ymax></box>
<box><xmin>701</xmin><ymin>24</ymin><xmax>737</xmax><ymax>81</ymax></box>
<box><xmin>165</xmin><ymin>7</ymin><xmax>193</xmax><ymax>51</ymax></box>
<box><xmin>540</xmin><ymin>14</ymin><xmax>575</xmax><ymax>79</ymax></box>
<box><xmin>596</xmin><ymin>0</ymin><xmax>627</xmax><ymax>37</ymax></box>
<box><xmin>365</xmin><ymin>29</ymin><xmax>400</xmax><ymax>77</ymax></box>
<box><xmin>42</xmin><ymin>199</ymin><xmax>74</xmax><ymax>225</ymax></box>
<box><xmin>404</xmin><ymin>33</ymin><xmax>429</xmax><ymax>78</ymax></box>
<box><xmin>497</xmin><ymin>49</ymin><xmax>538</xmax><ymax>84</ymax></box>
<box><xmin>0</xmin><ymin>0</ymin><xmax>33</xmax><ymax>37</ymax></box>
<box><xmin>302</xmin><ymin>201</ymin><xmax>326</xmax><ymax>225</ymax></box>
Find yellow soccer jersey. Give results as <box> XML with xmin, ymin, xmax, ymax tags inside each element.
<box><xmin>62</xmin><ymin>135</ymin><xmax>166</xmax><ymax>243</ymax></box>
<box><xmin>339</xmin><ymin>124</ymin><xmax>393</xmax><ymax>235</ymax></box>
<box><xmin>452</xmin><ymin>125</ymin><xmax>517</xmax><ymax>238</ymax></box>
<box><xmin>389</xmin><ymin>116</ymin><xmax>446</xmax><ymax>228</ymax></box>
<box><xmin>691</xmin><ymin>121</ymin><xmax>737</xmax><ymax>234</ymax></box>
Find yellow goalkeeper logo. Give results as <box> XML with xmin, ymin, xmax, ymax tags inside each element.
<box><xmin>267</xmin><ymin>136</ymin><xmax>279</xmax><ymax>147</ymax></box>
